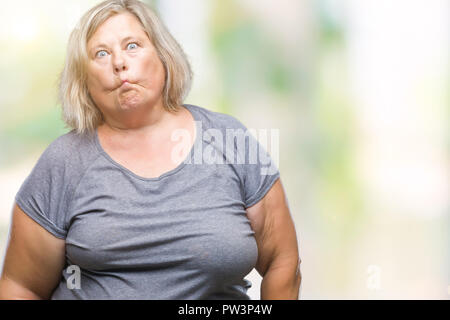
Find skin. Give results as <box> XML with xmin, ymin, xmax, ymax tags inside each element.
<box><xmin>246</xmin><ymin>179</ymin><xmax>302</xmax><ymax>299</ymax></box>
<box><xmin>0</xmin><ymin>12</ymin><xmax>301</xmax><ymax>299</ymax></box>
<box><xmin>86</xmin><ymin>12</ymin><xmax>168</xmax><ymax>131</ymax></box>
<box><xmin>87</xmin><ymin>12</ymin><xmax>195</xmax><ymax>178</ymax></box>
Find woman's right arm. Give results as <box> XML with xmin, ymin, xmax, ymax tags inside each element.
<box><xmin>0</xmin><ymin>203</ymin><xmax>66</xmax><ymax>300</ymax></box>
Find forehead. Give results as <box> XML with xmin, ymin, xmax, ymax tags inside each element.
<box><xmin>88</xmin><ymin>12</ymin><xmax>148</xmax><ymax>46</ymax></box>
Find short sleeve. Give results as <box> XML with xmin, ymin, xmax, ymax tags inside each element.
<box><xmin>227</xmin><ymin>117</ymin><xmax>281</xmax><ymax>209</ymax></box>
<box><xmin>14</xmin><ymin>138</ymin><xmax>70</xmax><ymax>239</ymax></box>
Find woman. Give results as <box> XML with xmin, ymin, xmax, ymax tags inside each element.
<box><xmin>0</xmin><ymin>0</ymin><xmax>301</xmax><ymax>300</ymax></box>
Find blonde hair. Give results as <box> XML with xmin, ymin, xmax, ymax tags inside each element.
<box><xmin>57</xmin><ymin>0</ymin><xmax>193</xmax><ymax>135</ymax></box>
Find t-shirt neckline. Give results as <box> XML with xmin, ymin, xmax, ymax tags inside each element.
<box><xmin>93</xmin><ymin>104</ymin><xmax>200</xmax><ymax>182</ymax></box>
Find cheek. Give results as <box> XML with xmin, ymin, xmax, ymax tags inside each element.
<box><xmin>87</xmin><ymin>71</ymin><xmax>113</xmax><ymax>107</ymax></box>
<box><xmin>87</xmin><ymin>65</ymin><xmax>114</xmax><ymax>91</ymax></box>
<box><xmin>138</xmin><ymin>54</ymin><xmax>166</xmax><ymax>87</ymax></box>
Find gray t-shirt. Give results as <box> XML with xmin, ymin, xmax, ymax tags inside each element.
<box><xmin>14</xmin><ymin>104</ymin><xmax>280</xmax><ymax>299</ymax></box>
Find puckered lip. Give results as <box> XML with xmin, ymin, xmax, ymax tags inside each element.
<box><xmin>118</xmin><ymin>79</ymin><xmax>132</xmax><ymax>89</ymax></box>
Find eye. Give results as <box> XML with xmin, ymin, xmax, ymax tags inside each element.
<box><xmin>95</xmin><ymin>50</ymin><xmax>108</xmax><ymax>58</ymax></box>
<box><xmin>127</xmin><ymin>42</ymin><xmax>138</xmax><ymax>50</ymax></box>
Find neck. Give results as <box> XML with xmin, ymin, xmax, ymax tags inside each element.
<box><xmin>100</xmin><ymin>100</ymin><xmax>179</xmax><ymax>137</ymax></box>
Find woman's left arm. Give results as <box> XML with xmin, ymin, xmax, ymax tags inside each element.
<box><xmin>246</xmin><ymin>178</ymin><xmax>302</xmax><ymax>300</ymax></box>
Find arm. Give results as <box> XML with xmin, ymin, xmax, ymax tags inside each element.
<box><xmin>246</xmin><ymin>178</ymin><xmax>302</xmax><ymax>300</ymax></box>
<box><xmin>0</xmin><ymin>203</ymin><xmax>66</xmax><ymax>300</ymax></box>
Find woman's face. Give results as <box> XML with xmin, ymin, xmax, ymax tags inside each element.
<box><xmin>86</xmin><ymin>12</ymin><xmax>166</xmax><ymax>118</ymax></box>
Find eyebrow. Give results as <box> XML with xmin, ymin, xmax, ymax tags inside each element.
<box><xmin>89</xmin><ymin>36</ymin><xmax>142</xmax><ymax>55</ymax></box>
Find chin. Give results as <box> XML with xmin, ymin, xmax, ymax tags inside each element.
<box><xmin>117</xmin><ymin>92</ymin><xmax>144</xmax><ymax>110</ymax></box>
<box><xmin>119</xmin><ymin>101</ymin><xmax>143</xmax><ymax>111</ymax></box>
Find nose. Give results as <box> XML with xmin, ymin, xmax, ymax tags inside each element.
<box><xmin>113</xmin><ymin>52</ymin><xmax>128</xmax><ymax>73</ymax></box>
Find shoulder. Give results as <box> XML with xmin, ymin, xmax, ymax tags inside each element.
<box><xmin>15</xmin><ymin>130</ymin><xmax>99</xmax><ymax>237</ymax></box>
<box><xmin>185</xmin><ymin>104</ymin><xmax>248</xmax><ymax>131</ymax></box>
<box><xmin>35</xmin><ymin>129</ymin><xmax>100</xmax><ymax>173</ymax></box>
<box><xmin>44</xmin><ymin>129</ymin><xmax>94</xmax><ymax>153</ymax></box>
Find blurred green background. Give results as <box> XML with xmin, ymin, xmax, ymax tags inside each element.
<box><xmin>0</xmin><ymin>0</ymin><xmax>448</xmax><ymax>299</ymax></box>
